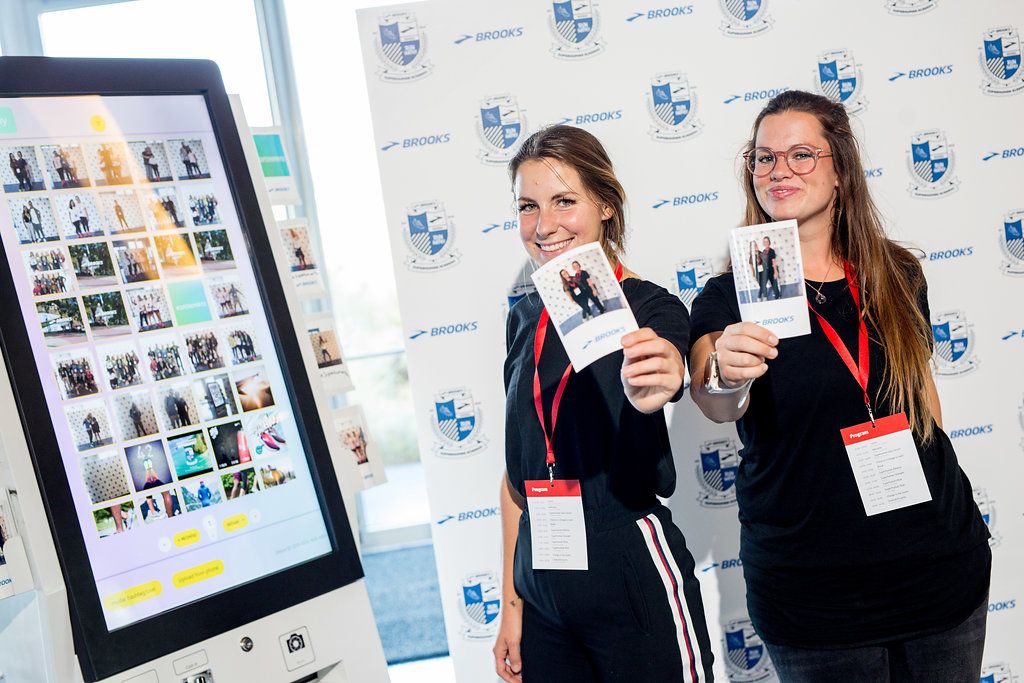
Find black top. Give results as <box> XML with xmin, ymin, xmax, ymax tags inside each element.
<box><xmin>504</xmin><ymin>279</ymin><xmax>689</xmax><ymax>516</ymax></box>
<box><xmin>689</xmin><ymin>271</ymin><xmax>991</xmax><ymax>648</ymax></box>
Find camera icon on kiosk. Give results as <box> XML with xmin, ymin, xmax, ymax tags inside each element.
<box><xmin>286</xmin><ymin>632</ymin><xmax>305</xmax><ymax>653</ymax></box>
<box><xmin>279</xmin><ymin>626</ymin><xmax>315</xmax><ymax>671</ymax></box>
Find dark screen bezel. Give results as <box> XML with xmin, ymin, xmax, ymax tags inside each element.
<box><xmin>0</xmin><ymin>57</ymin><xmax>362</xmax><ymax>681</ymax></box>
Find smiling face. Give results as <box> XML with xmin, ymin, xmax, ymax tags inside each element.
<box><xmin>515</xmin><ymin>158</ymin><xmax>611</xmax><ymax>266</ymax></box>
<box><xmin>753</xmin><ymin>111</ymin><xmax>838</xmax><ymax>232</ymax></box>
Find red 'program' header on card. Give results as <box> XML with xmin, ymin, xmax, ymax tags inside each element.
<box><xmin>841</xmin><ymin>413</ymin><xmax>911</xmax><ymax>446</ymax></box>
<box><xmin>524</xmin><ymin>479</ymin><xmax>582</xmax><ymax>498</ymax></box>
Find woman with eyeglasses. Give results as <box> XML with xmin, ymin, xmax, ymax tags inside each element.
<box><xmin>687</xmin><ymin>90</ymin><xmax>990</xmax><ymax>682</ymax></box>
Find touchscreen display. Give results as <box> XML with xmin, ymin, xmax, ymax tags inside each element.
<box><xmin>0</xmin><ymin>95</ymin><xmax>332</xmax><ymax>630</ymax></box>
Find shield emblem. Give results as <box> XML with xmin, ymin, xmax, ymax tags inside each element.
<box><xmin>973</xmin><ymin>488</ymin><xmax>993</xmax><ymax>529</ymax></box>
<box><xmin>406</xmin><ymin>202</ymin><xmax>448</xmax><ymax>256</ymax></box>
<box><xmin>983</xmin><ymin>28</ymin><xmax>1021</xmax><ymax>81</ymax></box>
<box><xmin>721</xmin><ymin>0</ymin><xmax>763</xmax><ymax>21</ymax></box>
<box><xmin>910</xmin><ymin>132</ymin><xmax>950</xmax><ymax>184</ymax></box>
<box><xmin>378</xmin><ymin>13</ymin><xmax>421</xmax><ymax>67</ymax></box>
<box><xmin>818</xmin><ymin>50</ymin><xmax>858</xmax><ymax>103</ymax></box>
<box><xmin>479</xmin><ymin>96</ymin><xmax>522</xmax><ymax>151</ymax></box>
<box><xmin>932</xmin><ymin>320</ymin><xmax>968</xmax><ymax>363</ymax></box>
<box><xmin>701</xmin><ymin>446</ymin><xmax>738</xmax><ymax>493</ymax></box>
<box><xmin>725</xmin><ymin>625</ymin><xmax>765</xmax><ymax>672</ymax></box>
<box><xmin>676</xmin><ymin>257</ymin><xmax>712</xmax><ymax>308</ymax></box>
<box><xmin>461</xmin><ymin>573</ymin><xmax>501</xmax><ymax>626</ymax></box>
<box><xmin>435</xmin><ymin>390</ymin><xmax>477</xmax><ymax>443</ymax></box>
<box><xmin>553</xmin><ymin>1</ymin><xmax>594</xmax><ymax>44</ymax></box>
<box><xmin>1004</xmin><ymin>214</ymin><xmax>1024</xmax><ymax>261</ymax></box>
<box><xmin>650</xmin><ymin>73</ymin><xmax>692</xmax><ymax>126</ymax></box>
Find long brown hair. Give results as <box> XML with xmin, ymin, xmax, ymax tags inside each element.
<box><xmin>742</xmin><ymin>90</ymin><xmax>935</xmax><ymax>442</ymax></box>
<box><xmin>508</xmin><ymin>125</ymin><xmax>626</xmax><ymax>262</ymax></box>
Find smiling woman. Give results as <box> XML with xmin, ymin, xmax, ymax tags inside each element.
<box><xmin>494</xmin><ymin>125</ymin><xmax>715</xmax><ymax>683</ymax></box>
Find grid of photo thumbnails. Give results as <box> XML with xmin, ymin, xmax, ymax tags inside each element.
<box><xmin>3</xmin><ymin>137</ymin><xmax>301</xmax><ymax>542</ymax></box>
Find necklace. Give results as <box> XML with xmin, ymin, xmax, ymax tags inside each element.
<box><xmin>805</xmin><ymin>260</ymin><xmax>834</xmax><ymax>305</ymax></box>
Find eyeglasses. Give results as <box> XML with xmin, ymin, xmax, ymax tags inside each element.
<box><xmin>742</xmin><ymin>145</ymin><xmax>833</xmax><ymax>177</ymax></box>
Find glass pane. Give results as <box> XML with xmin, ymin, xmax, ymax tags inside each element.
<box><xmin>283</xmin><ymin>0</ymin><xmax>405</xmax><ymax>359</ymax></box>
<box><xmin>38</xmin><ymin>0</ymin><xmax>273</xmax><ymax>127</ymax></box>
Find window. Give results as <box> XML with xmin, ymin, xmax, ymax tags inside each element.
<box><xmin>38</xmin><ymin>0</ymin><xmax>273</xmax><ymax>127</ymax></box>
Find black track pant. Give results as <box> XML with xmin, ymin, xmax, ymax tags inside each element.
<box><xmin>516</xmin><ymin>504</ymin><xmax>715</xmax><ymax>682</ymax></box>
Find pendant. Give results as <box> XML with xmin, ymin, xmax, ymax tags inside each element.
<box><xmin>815</xmin><ymin>292</ymin><xmax>827</xmax><ymax>305</ymax></box>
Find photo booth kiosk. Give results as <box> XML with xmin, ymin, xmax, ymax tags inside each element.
<box><xmin>0</xmin><ymin>57</ymin><xmax>388</xmax><ymax>682</ymax></box>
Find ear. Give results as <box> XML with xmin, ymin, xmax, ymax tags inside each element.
<box><xmin>600</xmin><ymin>204</ymin><xmax>614</xmax><ymax>221</ymax></box>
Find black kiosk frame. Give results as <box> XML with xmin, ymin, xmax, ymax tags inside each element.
<box><xmin>0</xmin><ymin>57</ymin><xmax>362</xmax><ymax>681</ymax></box>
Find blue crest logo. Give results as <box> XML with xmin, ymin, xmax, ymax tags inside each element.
<box><xmin>647</xmin><ymin>72</ymin><xmax>703</xmax><ymax>142</ymax></box>
<box><xmin>980</xmin><ymin>27</ymin><xmax>1024</xmax><ymax>96</ymax></box>
<box><xmin>722</xmin><ymin>618</ymin><xmax>774</xmax><ymax>681</ymax></box>
<box><xmin>999</xmin><ymin>209</ymin><xmax>1024</xmax><ymax>276</ymax></box>
<box><xmin>549</xmin><ymin>1</ymin><xmax>604</xmax><ymax>59</ymax></box>
<box><xmin>885</xmin><ymin>0</ymin><xmax>938</xmax><ymax>15</ymax></box>
<box><xmin>696</xmin><ymin>438</ymin><xmax>740</xmax><ymax>508</ymax></box>
<box><xmin>719</xmin><ymin>0</ymin><xmax>772</xmax><ymax>37</ymax></box>
<box><xmin>980</xmin><ymin>663</ymin><xmax>1018</xmax><ymax>683</ymax></box>
<box><xmin>675</xmin><ymin>257</ymin><xmax>713</xmax><ymax>309</ymax></box>
<box><xmin>907</xmin><ymin>130</ymin><xmax>959</xmax><ymax>198</ymax></box>
<box><xmin>431</xmin><ymin>387</ymin><xmax>487</xmax><ymax>456</ymax></box>
<box><xmin>458</xmin><ymin>571</ymin><xmax>501</xmax><ymax>640</ymax></box>
<box><xmin>403</xmin><ymin>201</ymin><xmax>460</xmax><ymax>272</ymax></box>
<box><xmin>374</xmin><ymin>11</ymin><xmax>431</xmax><ymax>82</ymax></box>
<box><xmin>815</xmin><ymin>49</ymin><xmax>867</xmax><ymax>113</ymax></box>
<box><xmin>477</xmin><ymin>94</ymin><xmax>526</xmax><ymax>165</ymax></box>
<box><xmin>973</xmin><ymin>488</ymin><xmax>1002</xmax><ymax>548</ymax></box>
<box><xmin>931</xmin><ymin>310</ymin><xmax>977</xmax><ymax>376</ymax></box>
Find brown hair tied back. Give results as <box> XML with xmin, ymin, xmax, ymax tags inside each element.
<box><xmin>508</xmin><ymin>125</ymin><xmax>627</xmax><ymax>262</ymax></box>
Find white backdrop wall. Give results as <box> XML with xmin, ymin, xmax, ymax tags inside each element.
<box><xmin>356</xmin><ymin>1</ymin><xmax>1024</xmax><ymax>680</ymax></box>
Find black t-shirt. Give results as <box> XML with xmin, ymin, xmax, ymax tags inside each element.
<box><xmin>504</xmin><ymin>279</ymin><xmax>689</xmax><ymax>515</ymax></box>
<box><xmin>689</xmin><ymin>271</ymin><xmax>991</xmax><ymax>647</ymax></box>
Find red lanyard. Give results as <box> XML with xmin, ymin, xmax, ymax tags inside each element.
<box><xmin>806</xmin><ymin>262</ymin><xmax>875</xmax><ymax>426</ymax></box>
<box><xmin>533</xmin><ymin>260</ymin><xmax>623</xmax><ymax>483</ymax></box>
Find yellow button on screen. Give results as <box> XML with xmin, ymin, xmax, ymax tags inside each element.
<box><xmin>223</xmin><ymin>514</ymin><xmax>248</xmax><ymax>532</ymax></box>
<box><xmin>174</xmin><ymin>529</ymin><xmax>201</xmax><ymax>547</ymax></box>
<box><xmin>103</xmin><ymin>581</ymin><xmax>162</xmax><ymax>611</ymax></box>
<box><xmin>89</xmin><ymin>115</ymin><xmax>106</xmax><ymax>132</ymax></box>
<box><xmin>173</xmin><ymin>560</ymin><xmax>224</xmax><ymax>589</ymax></box>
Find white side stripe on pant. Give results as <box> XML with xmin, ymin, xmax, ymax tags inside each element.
<box><xmin>636</xmin><ymin>513</ymin><xmax>704</xmax><ymax>683</ymax></box>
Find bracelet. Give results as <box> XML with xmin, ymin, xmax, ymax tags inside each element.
<box><xmin>704</xmin><ymin>351</ymin><xmax>754</xmax><ymax>395</ymax></box>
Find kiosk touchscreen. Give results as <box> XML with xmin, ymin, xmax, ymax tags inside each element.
<box><xmin>0</xmin><ymin>58</ymin><xmax>368</xmax><ymax>682</ymax></box>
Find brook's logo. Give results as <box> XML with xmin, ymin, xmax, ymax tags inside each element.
<box><xmin>696</xmin><ymin>438</ymin><xmax>739</xmax><ymax>508</ymax></box>
<box><xmin>477</xmin><ymin>94</ymin><xmax>526</xmax><ymax>165</ymax></box>
<box><xmin>907</xmin><ymin>130</ymin><xmax>959</xmax><ymax>198</ymax></box>
<box><xmin>548</xmin><ymin>1</ymin><xmax>604</xmax><ymax>59</ymax></box>
<box><xmin>931</xmin><ymin>310</ymin><xmax>977</xmax><ymax>376</ymax></box>
<box><xmin>373</xmin><ymin>11</ymin><xmax>431</xmax><ymax>82</ymax></box>
<box><xmin>403</xmin><ymin>201</ymin><xmax>460</xmax><ymax>272</ymax></box>
<box><xmin>885</xmin><ymin>0</ymin><xmax>938</xmax><ymax>15</ymax></box>
<box><xmin>1000</xmin><ymin>209</ymin><xmax>1024</xmax><ymax>276</ymax></box>
<box><xmin>719</xmin><ymin>0</ymin><xmax>772</xmax><ymax>37</ymax></box>
<box><xmin>458</xmin><ymin>571</ymin><xmax>501</xmax><ymax>640</ymax></box>
<box><xmin>973</xmin><ymin>488</ymin><xmax>1001</xmax><ymax>547</ymax></box>
<box><xmin>723</xmin><ymin>618</ymin><xmax>774</xmax><ymax>681</ymax></box>
<box><xmin>815</xmin><ymin>49</ymin><xmax>867</xmax><ymax>114</ymax></box>
<box><xmin>431</xmin><ymin>388</ymin><xmax>487</xmax><ymax>456</ymax></box>
<box><xmin>675</xmin><ymin>257</ymin><xmax>713</xmax><ymax>309</ymax></box>
<box><xmin>980</xmin><ymin>26</ymin><xmax>1024</xmax><ymax>96</ymax></box>
<box><xmin>647</xmin><ymin>71</ymin><xmax>702</xmax><ymax>142</ymax></box>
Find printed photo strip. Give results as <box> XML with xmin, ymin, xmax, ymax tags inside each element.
<box><xmin>729</xmin><ymin>220</ymin><xmax>810</xmax><ymax>339</ymax></box>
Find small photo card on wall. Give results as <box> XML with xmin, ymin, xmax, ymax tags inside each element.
<box><xmin>278</xmin><ymin>218</ymin><xmax>325</xmax><ymax>296</ymax></box>
<box><xmin>530</xmin><ymin>241</ymin><xmax>638</xmax><ymax>370</ymax></box>
<box><xmin>252</xmin><ymin>127</ymin><xmax>301</xmax><ymax>205</ymax></box>
<box><xmin>729</xmin><ymin>220</ymin><xmax>810</xmax><ymax>339</ymax></box>
<box><xmin>332</xmin><ymin>404</ymin><xmax>386</xmax><ymax>489</ymax></box>
<box><xmin>307</xmin><ymin>317</ymin><xmax>354</xmax><ymax>392</ymax></box>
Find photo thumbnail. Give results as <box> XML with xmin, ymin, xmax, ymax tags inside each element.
<box><xmin>2</xmin><ymin>145</ymin><xmax>45</xmax><ymax>192</ymax></box>
<box><xmin>40</xmin><ymin>144</ymin><xmax>89</xmax><ymax>190</ymax></box>
<box><xmin>138</xmin><ymin>488</ymin><xmax>182</xmax><ymax>524</ymax></box>
<box><xmin>56</xmin><ymin>193</ymin><xmax>103</xmax><ymax>239</ymax></box>
<box><xmin>10</xmin><ymin>196</ymin><xmax>59</xmax><ymax>244</ymax></box>
<box><xmin>154</xmin><ymin>381</ymin><xmax>199</xmax><ymax>431</ymax></box>
<box><xmin>128</xmin><ymin>141</ymin><xmax>172</xmax><ymax>183</ymax></box>
<box><xmin>50</xmin><ymin>349</ymin><xmax>100</xmax><ymax>400</ymax></box>
<box><xmin>36</xmin><ymin>296</ymin><xmax>87</xmax><ymax>347</ymax></box>
<box><xmin>93</xmin><ymin>502</ymin><xmax>136</xmax><ymax>539</ymax></box>
<box><xmin>82</xmin><ymin>290</ymin><xmax>131</xmax><ymax>338</ymax></box>
<box><xmin>124</xmin><ymin>439</ymin><xmax>173</xmax><ymax>491</ymax></box>
<box><xmin>65</xmin><ymin>398</ymin><xmax>115</xmax><ymax>451</ymax></box>
<box><xmin>112</xmin><ymin>390</ymin><xmax>160</xmax><ymax>442</ymax></box>
<box><xmin>167</xmin><ymin>429</ymin><xmax>215</xmax><ymax>480</ymax></box>
<box><xmin>97</xmin><ymin>340</ymin><xmax>144</xmax><ymax>390</ymax></box>
<box><xmin>68</xmin><ymin>242</ymin><xmax>118</xmax><ymax>288</ymax></box>
<box><xmin>192</xmin><ymin>373</ymin><xmax>239</xmax><ymax>421</ymax></box>
<box><xmin>80</xmin><ymin>450</ymin><xmax>131</xmax><ymax>505</ymax></box>
<box><xmin>168</xmin><ymin>139</ymin><xmax>211</xmax><ymax>181</ymax></box>
<box><xmin>180</xmin><ymin>475</ymin><xmax>224</xmax><ymax>512</ymax></box>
